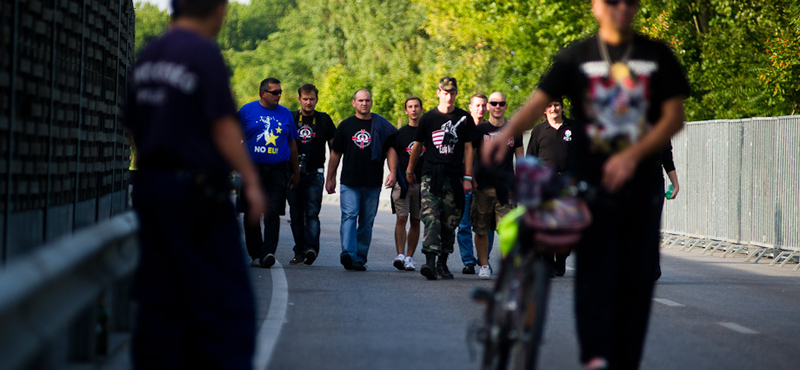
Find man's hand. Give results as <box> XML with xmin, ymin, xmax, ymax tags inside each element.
<box><xmin>481</xmin><ymin>133</ymin><xmax>511</xmax><ymax>166</ymax></box>
<box><xmin>385</xmin><ymin>172</ymin><xmax>396</xmax><ymax>188</ymax></box>
<box><xmin>463</xmin><ymin>179</ymin><xmax>473</xmax><ymax>194</ymax></box>
<box><xmin>244</xmin><ymin>182</ymin><xmax>266</xmax><ymax>225</ymax></box>
<box><xmin>325</xmin><ymin>178</ymin><xmax>336</xmax><ymax>194</ymax></box>
<box><xmin>289</xmin><ymin>173</ymin><xmax>300</xmax><ymax>190</ymax></box>
<box><xmin>405</xmin><ymin>172</ymin><xmax>417</xmax><ymax>185</ymax></box>
<box><xmin>602</xmin><ymin>151</ymin><xmax>638</xmax><ymax>192</ymax></box>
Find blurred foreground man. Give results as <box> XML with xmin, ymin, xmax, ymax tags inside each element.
<box><xmin>123</xmin><ymin>0</ymin><xmax>265</xmax><ymax>368</ymax></box>
<box><xmin>482</xmin><ymin>0</ymin><xmax>690</xmax><ymax>368</ymax></box>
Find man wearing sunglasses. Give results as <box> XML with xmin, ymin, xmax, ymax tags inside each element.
<box><xmin>238</xmin><ymin>77</ymin><xmax>300</xmax><ymax>268</ymax></box>
<box><xmin>471</xmin><ymin>92</ymin><xmax>523</xmax><ymax>279</ymax></box>
<box><xmin>481</xmin><ymin>0</ymin><xmax>690</xmax><ymax>369</ymax></box>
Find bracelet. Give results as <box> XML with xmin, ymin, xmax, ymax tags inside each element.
<box><xmin>462</xmin><ymin>175</ymin><xmax>473</xmax><ymax>181</ymax></box>
<box><xmin>406</xmin><ymin>172</ymin><xmax>415</xmax><ymax>176</ymax></box>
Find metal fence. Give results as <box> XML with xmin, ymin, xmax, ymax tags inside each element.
<box><xmin>662</xmin><ymin>116</ymin><xmax>800</xmax><ymax>257</ymax></box>
<box><xmin>0</xmin><ymin>0</ymin><xmax>135</xmax><ymax>264</ymax></box>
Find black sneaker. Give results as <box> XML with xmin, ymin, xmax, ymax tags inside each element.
<box><xmin>420</xmin><ymin>264</ymin><xmax>438</xmax><ymax>280</ymax></box>
<box><xmin>437</xmin><ymin>264</ymin><xmax>454</xmax><ymax>279</ymax></box>
<box><xmin>353</xmin><ymin>261</ymin><xmax>367</xmax><ymax>271</ymax></box>
<box><xmin>261</xmin><ymin>254</ymin><xmax>276</xmax><ymax>268</ymax></box>
<box><xmin>462</xmin><ymin>263</ymin><xmax>476</xmax><ymax>275</ymax></box>
<box><xmin>340</xmin><ymin>253</ymin><xmax>354</xmax><ymax>270</ymax></box>
<box><xmin>289</xmin><ymin>255</ymin><xmax>305</xmax><ymax>265</ymax></box>
<box><xmin>304</xmin><ymin>249</ymin><xmax>317</xmax><ymax>265</ymax></box>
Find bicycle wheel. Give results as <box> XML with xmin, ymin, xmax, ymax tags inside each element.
<box><xmin>480</xmin><ymin>251</ymin><xmax>520</xmax><ymax>370</ymax></box>
<box><xmin>507</xmin><ymin>256</ymin><xmax>552</xmax><ymax>370</ymax></box>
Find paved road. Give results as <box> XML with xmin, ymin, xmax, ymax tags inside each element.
<box><xmin>248</xmin><ymin>200</ymin><xmax>800</xmax><ymax>370</ymax></box>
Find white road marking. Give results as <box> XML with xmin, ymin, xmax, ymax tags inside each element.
<box><xmin>653</xmin><ymin>298</ymin><xmax>685</xmax><ymax>307</ymax></box>
<box><xmin>253</xmin><ymin>261</ymin><xmax>289</xmax><ymax>370</ymax></box>
<box><xmin>718</xmin><ymin>322</ymin><xmax>759</xmax><ymax>334</ymax></box>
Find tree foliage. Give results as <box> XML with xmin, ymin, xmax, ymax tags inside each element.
<box><xmin>134</xmin><ymin>0</ymin><xmax>799</xmax><ymax>124</ymax></box>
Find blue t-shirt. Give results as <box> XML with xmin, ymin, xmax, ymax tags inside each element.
<box><xmin>238</xmin><ymin>101</ymin><xmax>298</xmax><ymax>165</ymax></box>
<box><xmin>123</xmin><ymin>28</ymin><xmax>236</xmax><ymax>175</ymax></box>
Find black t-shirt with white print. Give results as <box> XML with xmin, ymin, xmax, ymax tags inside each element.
<box><xmin>414</xmin><ymin>106</ymin><xmax>475</xmax><ymax>176</ymax></box>
<box><xmin>538</xmin><ymin>33</ymin><xmax>690</xmax><ymax>186</ymax></box>
<box><xmin>473</xmin><ymin>122</ymin><xmax>522</xmax><ymax>189</ymax></box>
<box><xmin>331</xmin><ymin>116</ymin><xmax>396</xmax><ymax>187</ymax></box>
<box><xmin>292</xmin><ymin>110</ymin><xmax>336</xmax><ymax>171</ymax></box>
<box><xmin>396</xmin><ymin>124</ymin><xmax>424</xmax><ymax>177</ymax></box>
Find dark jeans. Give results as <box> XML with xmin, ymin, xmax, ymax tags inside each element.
<box><xmin>574</xmin><ymin>180</ymin><xmax>662</xmax><ymax>370</ymax></box>
<box><xmin>131</xmin><ymin>171</ymin><xmax>255</xmax><ymax>370</ymax></box>
<box><xmin>243</xmin><ymin>162</ymin><xmax>290</xmax><ymax>259</ymax></box>
<box><xmin>287</xmin><ymin>171</ymin><xmax>324</xmax><ymax>256</ymax></box>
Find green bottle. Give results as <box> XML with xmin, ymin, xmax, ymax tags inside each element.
<box><xmin>665</xmin><ymin>184</ymin><xmax>674</xmax><ymax>199</ymax></box>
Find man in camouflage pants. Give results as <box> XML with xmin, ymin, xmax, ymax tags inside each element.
<box><xmin>406</xmin><ymin>77</ymin><xmax>476</xmax><ymax>280</ymax></box>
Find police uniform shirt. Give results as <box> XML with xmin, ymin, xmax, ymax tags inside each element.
<box><xmin>331</xmin><ymin>116</ymin><xmax>396</xmax><ymax>187</ymax></box>
<box><xmin>292</xmin><ymin>111</ymin><xmax>336</xmax><ymax>171</ymax></box>
<box><xmin>123</xmin><ymin>29</ymin><xmax>236</xmax><ymax>174</ymax></box>
<box><xmin>526</xmin><ymin>118</ymin><xmax>575</xmax><ymax>174</ymax></box>
<box><xmin>538</xmin><ymin>33</ymin><xmax>690</xmax><ymax>185</ymax></box>
<box><xmin>238</xmin><ymin>102</ymin><xmax>298</xmax><ymax>165</ymax></box>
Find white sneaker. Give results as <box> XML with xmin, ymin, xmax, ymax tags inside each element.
<box><xmin>250</xmin><ymin>258</ymin><xmax>261</xmax><ymax>267</ymax></box>
<box><xmin>404</xmin><ymin>256</ymin><xmax>416</xmax><ymax>271</ymax></box>
<box><xmin>393</xmin><ymin>254</ymin><xmax>406</xmax><ymax>270</ymax></box>
<box><xmin>478</xmin><ymin>265</ymin><xmax>491</xmax><ymax>280</ymax></box>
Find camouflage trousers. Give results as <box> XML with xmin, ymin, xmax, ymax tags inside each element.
<box><xmin>420</xmin><ymin>175</ymin><xmax>463</xmax><ymax>256</ymax></box>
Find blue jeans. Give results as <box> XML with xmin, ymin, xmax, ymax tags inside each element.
<box><xmin>457</xmin><ymin>191</ymin><xmax>494</xmax><ymax>265</ymax></box>
<box><xmin>340</xmin><ymin>184</ymin><xmax>381</xmax><ymax>264</ymax></box>
<box><xmin>287</xmin><ymin>171</ymin><xmax>324</xmax><ymax>256</ymax></box>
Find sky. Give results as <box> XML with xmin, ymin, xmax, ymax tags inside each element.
<box><xmin>139</xmin><ymin>0</ymin><xmax>250</xmax><ymax>12</ymax></box>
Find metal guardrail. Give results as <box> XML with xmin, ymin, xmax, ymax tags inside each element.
<box><xmin>0</xmin><ymin>211</ymin><xmax>138</xmax><ymax>370</ymax></box>
<box><xmin>662</xmin><ymin>116</ymin><xmax>800</xmax><ymax>268</ymax></box>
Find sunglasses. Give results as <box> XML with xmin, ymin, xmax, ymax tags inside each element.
<box><xmin>489</xmin><ymin>101</ymin><xmax>506</xmax><ymax>107</ymax></box>
<box><xmin>603</xmin><ymin>0</ymin><xmax>639</xmax><ymax>6</ymax></box>
<box><xmin>263</xmin><ymin>89</ymin><xmax>283</xmax><ymax>96</ymax></box>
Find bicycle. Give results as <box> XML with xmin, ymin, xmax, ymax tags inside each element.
<box><xmin>469</xmin><ymin>157</ymin><xmax>592</xmax><ymax>370</ymax></box>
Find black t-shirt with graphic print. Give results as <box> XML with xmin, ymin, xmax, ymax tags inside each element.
<box><xmin>291</xmin><ymin>110</ymin><xmax>336</xmax><ymax>171</ymax></box>
<box><xmin>526</xmin><ymin>118</ymin><xmax>576</xmax><ymax>174</ymax></box>
<box><xmin>414</xmin><ymin>106</ymin><xmax>475</xmax><ymax>176</ymax></box>
<box><xmin>473</xmin><ymin>122</ymin><xmax>522</xmax><ymax>189</ymax></box>
<box><xmin>396</xmin><ymin>124</ymin><xmax>424</xmax><ymax>177</ymax></box>
<box><xmin>331</xmin><ymin>116</ymin><xmax>396</xmax><ymax>187</ymax></box>
<box><xmin>538</xmin><ymin>33</ymin><xmax>690</xmax><ymax>185</ymax></box>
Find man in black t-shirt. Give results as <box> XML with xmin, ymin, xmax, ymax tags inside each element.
<box><xmin>471</xmin><ymin>92</ymin><xmax>523</xmax><ymax>280</ymax></box>
<box><xmin>527</xmin><ymin>99</ymin><xmax>575</xmax><ymax>276</ymax></box>
<box><xmin>326</xmin><ymin>89</ymin><xmax>398</xmax><ymax>271</ymax></box>
<box><xmin>123</xmin><ymin>0</ymin><xmax>264</xmax><ymax>368</ymax></box>
<box><xmin>482</xmin><ymin>1</ymin><xmax>690</xmax><ymax>369</ymax></box>
<box><xmin>406</xmin><ymin>76</ymin><xmax>476</xmax><ymax>280</ymax></box>
<box><xmin>287</xmin><ymin>83</ymin><xmax>336</xmax><ymax>266</ymax></box>
<box><xmin>391</xmin><ymin>97</ymin><xmax>424</xmax><ymax>271</ymax></box>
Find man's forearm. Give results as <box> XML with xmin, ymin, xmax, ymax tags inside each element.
<box><xmin>406</xmin><ymin>142</ymin><xmax>422</xmax><ymax>173</ymax></box>
<box><xmin>625</xmin><ymin>97</ymin><xmax>685</xmax><ymax>163</ymax></box>
<box><xmin>464</xmin><ymin>142</ymin><xmax>474</xmax><ymax>176</ymax></box>
<box><xmin>212</xmin><ymin>115</ymin><xmax>259</xmax><ymax>185</ymax></box>
<box><xmin>501</xmin><ymin>89</ymin><xmax>553</xmax><ymax>139</ymax></box>
<box><xmin>327</xmin><ymin>151</ymin><xmax>342</xmax><ymax>181</ymax></box>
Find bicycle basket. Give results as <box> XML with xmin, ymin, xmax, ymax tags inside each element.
<box><xmin>523</xmin><ymin>196</ymin><xmax>592</xmax><ymax>253</ymax></box>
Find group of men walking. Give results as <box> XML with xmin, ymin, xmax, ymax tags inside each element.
<box><xmin>124</xmin><ymin>0</ymin><xmax>688</xmax><ymax>369</ymax></box>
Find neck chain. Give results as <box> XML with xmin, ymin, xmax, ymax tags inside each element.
<box><xmin>597</xmin><ymin>34</ymin><xmax>633</xmax><ymax>68</ymax></box>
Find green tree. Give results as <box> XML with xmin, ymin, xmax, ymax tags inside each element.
<box><xmin>134</xmin><ymin>1</ymin><xmax>170</xmax><ymax>54</ymax></box>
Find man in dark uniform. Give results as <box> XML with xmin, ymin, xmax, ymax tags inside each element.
<box><xmin>123</xmin><ymin>0</ymin><xmax>265</xmax><ymax>368</ymax></box>
<box><xmin>482</xmin><ymin>0</ymin><xmax>690</xmax><ymax>368</ymax></box>
<box><xmin>527</xmin><ymin>99</ymin><xmax>575</xmax><ymax>276</ymax></box>
<box><xmin>287</xmin><ymin>83</ymin><xmax>336</xmax><ymax>265</ymax></box>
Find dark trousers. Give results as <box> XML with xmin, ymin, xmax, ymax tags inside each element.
<box><xmin>287</xmin><ymin>171</ymin><xmax>324</xmax><ymax>256</ymax></box>
<box><xmin>131</xmin><ymin>171</ymin><xmax>256</xmax><ymax>370</ymax></box>
<box><xmin>243</xmin><ymin>163</ymin><xmax>290</xmax><ymax>259</ymax></box>
<box><xmin>574</xmin><ymin>180</ymin><xmax>662</xmax><ymax>370</ymax></box>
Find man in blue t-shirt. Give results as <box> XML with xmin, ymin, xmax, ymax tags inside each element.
<box><xmin>238</xmin><ymin>77</ymin><xmax>300</xmax><ymax>268</ymax></box>
<box><xmin>123</xmin><ymin>0</ymin><xmax>265</xmax><ymax>368</ymax></box>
